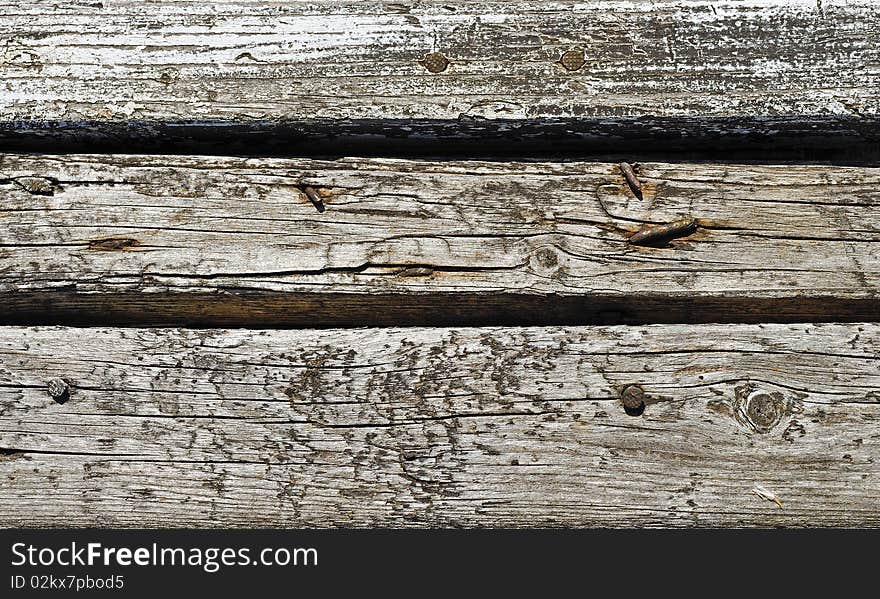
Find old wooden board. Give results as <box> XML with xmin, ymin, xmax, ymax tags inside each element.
<box><xmin>1</xmin><ymin>154</ymin><xmax>878</xmax><ymax>326</ymax></box>
<box><xmin>0</xmin><ymin>1</ymin><xmax>877</xmax><ymax>154</ymax></box>
<box><xmin>0</xmin><ymin>324</ymin><xmax>877</xmax><ymax>527</ymax></box>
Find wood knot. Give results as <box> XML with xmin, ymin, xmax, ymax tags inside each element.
<box><xmin>421</xmin><ymin>52</ymin><xmax>449</xmax><ymax>73</ymax></box>
<box><xmin>47</xmin><ymin>378</ymin><xmax>70</xmax><ymax>403</ymax></box>
<box><xmin>157</xmin><ymin>68</ymin><xmax>179</xmax><ymax>85</ymax></box>
<box><xmin>88</xmin><ymin>237</ymin><xmax>140</xmax><ymax>251</ymax></box>
<box><xmin>734</xmin><ymin>384</ymin><xmax>789</xmax><ymax>433</ymax></box>
<box><xmin>620</xmin><ymin>384</ymin><xmax>646</xmax><ymax>416</ymax></box>
<box><xmin>535</xmin><ymin>248</ymin><xmax>558</xmax><ymax>268</ymax></box>
<box><xmin>559</xmin><ymin>50</ymin><xmax>585</xmax><ymax>71</ymax></box>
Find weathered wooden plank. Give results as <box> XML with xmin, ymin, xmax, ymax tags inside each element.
<box><xmin>0</xmin><ymin>1</ymin><xmax>877</xmax><ymax>154</ymax></box>
<box><xmin>1</xmin><ymin>154</ymin><xmax>879</xmax><ymax>325</ymax></box>
<box><xmin>0</xmin><ymin>324</ymin><xmax>877</xmax><ymax>527</ymax></box>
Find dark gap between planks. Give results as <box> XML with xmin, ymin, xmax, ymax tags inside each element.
<box><xmin>1</xmin><ymin>116</ymin><xmax>879</xmax><ymax>164</ymax></box>
<box><xmin>2</xmin><ymin>293</ymin><xmax>878</xmax><ymax>329</ymax></box>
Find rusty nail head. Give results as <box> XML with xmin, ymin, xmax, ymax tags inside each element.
<box><xmin>620</xmin><ymin>384</ymin><xmax>645</xmax><ymax>416</ymax></box>
<box><xmin>559</xmin><ymin>50</ymin><xmax>586</xmax><ymax>71</ymax></box>
<box><xmin>422</xmin><ymin>52</ymin><xmax>449</xmax><ymax>73</ymax></box>
<box><xmin>47</xmin><ymin>378</ymin><xmax>70</xmax><ymax>403</ymax></box>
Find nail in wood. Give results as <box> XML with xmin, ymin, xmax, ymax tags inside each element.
<box><xmin>619</xmin><ymin>162</ymin><xmax>642</xmax><ymax>199</ymax></box>
<box><xmin>303</xmin><ymin>186</ymin><xmax>325</xmax><ymax>213</ymax></box>
<box><xmin>620</xmin><ymin>385</ymin><xmax>646</xmax><ymax>416</ymax></box>
<box><xmin>628</xmin><ymin>218</ymin><xmax>697</xmax><ymax>246</ymax></box>
<box><xmin>47</xmin><ymin>378</ymin><xmax>70</xmax><ymax>403</ymax></box>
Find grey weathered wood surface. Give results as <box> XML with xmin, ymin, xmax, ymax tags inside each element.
<box><xmin>0</xmin><ymin>324</ymin><xmax>877</xmax><ymax>527</ymax></box>
<box><xmin>1</xmin><ymin>0</ymin><xmax>877</xmax><ymax>531</ymax></box>
<box><xmin>1</xmin><ymin>154</ymin><xmax>878</xmax><ymax>325</ymax></box>
<box><xmin>0</xmin><ymin>1</ymin><xmax>877</xmax><ymax>153</ymax></box>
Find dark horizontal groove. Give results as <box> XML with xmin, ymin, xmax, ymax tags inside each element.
<box><xmin>1</xmin><ymin>116</ymin><xmax>879</xmax><ymax>164</ymax></box>
<box><xmin>1</xmin><ymin>292</ymin><xmax>878</xmax><ymax>328</ymax></box>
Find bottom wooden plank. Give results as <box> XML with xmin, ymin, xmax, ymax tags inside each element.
<box><xmin>0</xmin><ymin>324</ymin><xmax>877</xmax><ymax>528</ymax></box>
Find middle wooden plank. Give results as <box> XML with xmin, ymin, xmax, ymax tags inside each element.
<box><xmin>1</xmin><ymin>154</ymin><xmax>878</xmax><ymax>326</ymax></box>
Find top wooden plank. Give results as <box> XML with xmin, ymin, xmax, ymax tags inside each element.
<box><xmin>0</xmin><ymin>1</ymin><xmax>877</xmax><ymax>152</ymax></box>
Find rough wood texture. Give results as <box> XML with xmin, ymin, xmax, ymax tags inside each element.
<box><xmin>0</xmin><ymin>324</ymin><xmax>877</xmax><ymax>527</ymax></box>
<box><xmin>0</xmin><ymin>1</ymin><xmax>877</xmax><ymax>154</ymax></box>
<box><xmin>1</xmin><ymin>154</ymin><xmax>878</xmax><ymax>325</ymax></box>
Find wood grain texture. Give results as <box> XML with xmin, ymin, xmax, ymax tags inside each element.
<box><xmin>0</xmin><ymin>1</ymin><xmax>877</xmax><ymax>153</ymax></box>
<box><xmin>1</xmin><ymin>153</ymin><xmax>879</xmax><ymax>325</ymax></box>
<box><xmin>0</xmin><ymin>324</ymin><xmax>877</xmax><ymax>527</ymax></box>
